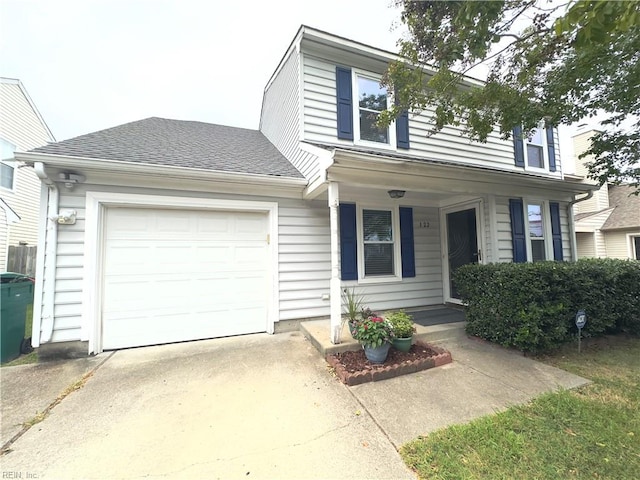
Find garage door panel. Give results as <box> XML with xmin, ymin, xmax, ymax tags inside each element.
<box><xmin>106</xmin><ymin>210</ymin><xmax>152</xmax><ymax>236</ymax></box>
<box><xmin>102</xmin><ymin>207</ymin><xmax>270</xmax><ymax>350</ymax></box>
<box><xmin>236</xmin><ymin>214</ymin><xmax>270</xmax><ymax>234</ymax></box>
<box><xmin>197</xmin><ymin>215</ymin><xmax>232</xmax><ymax>235</ymax></box>
<box><xmin>154</xmin><ymin>211</ymin><xmax>191</xmax><ymax>232</ymax></box>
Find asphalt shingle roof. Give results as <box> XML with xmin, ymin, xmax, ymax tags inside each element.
<box><xmin>602</xmin><ymin>184</ymin><xmax>640</xmax><ymax>230</ymax></box>
<box><xmin>31</xmin><ymin>117</ymin><xmax>303</xmax><ymax>178</ymax></box>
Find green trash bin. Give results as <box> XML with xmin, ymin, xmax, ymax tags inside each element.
<box><xmin>1</xmin><ymin>273</ymin><xmax>34</xmax><ymax>363</ymax></box>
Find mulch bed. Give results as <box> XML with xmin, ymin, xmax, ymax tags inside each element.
<box><xmin>326</xmin><ymin>341</ymin><xmax>452</xmax><ymax>386</ymax></box>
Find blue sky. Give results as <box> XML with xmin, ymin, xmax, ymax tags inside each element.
<box><xmin>1</xmin><ymin>0</ymin><xmax>584</xmax><ymax>170</ymax></box>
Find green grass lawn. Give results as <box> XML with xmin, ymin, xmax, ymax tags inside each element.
<box><xmin>401</xmin><ymin>335</ymin><xmax>640</xmax><ymax>479</ymax></box>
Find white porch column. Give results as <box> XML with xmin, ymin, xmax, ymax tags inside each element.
<box><xmin>328</xmin><ymin>181</ymin><xmax>342</xmax><ymax>344</ymax></box>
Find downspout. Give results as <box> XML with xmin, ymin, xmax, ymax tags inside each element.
<box><xmin>567</xmin><ymin>190</ymin><xmax>594</xmax><ymax>261</ymax></box>
<box><xmin>33</xmin><ymin>162</ymin><xmax>58</xmax><ymax>344</ymax></box>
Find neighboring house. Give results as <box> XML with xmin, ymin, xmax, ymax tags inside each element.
<box><xmin>573</xmin><ymin>130</ymin><xmax>640</xmax><ymax>260</ymax></box>
<box><xmin>16</xmin><ymin>26</ymin><xmax>594</xmax><ymax>356</ymax></box>
<box><xmin>0</xmin><ymin>78</ymin><xmax>56</xmax><ymax>272</ymax></box>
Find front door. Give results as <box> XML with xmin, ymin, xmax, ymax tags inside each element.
<box><xmin>444</xmin><ymin>206</ymin><xmax>481</xmax><ymax>302</ymax></box>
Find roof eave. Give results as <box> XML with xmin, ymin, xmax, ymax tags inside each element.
<box><xmin>15</xmin><ymin>151</ymin><xmax>307</xmax><ymax>188</ymax></box>
<box><xmin>298</xmin><ymin>25</ymin><xmax>486</xmax><ymax>88</ymax></box>
<box><xmin>329</xmin><ymin>148</ymin><xmax>597</xmax><ymax>196</ymax></box>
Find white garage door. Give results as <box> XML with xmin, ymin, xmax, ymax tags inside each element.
<box><xmin>102</xmin><ymin>207</ymin><xmax>270</xmax><ymax>349</ymax></box>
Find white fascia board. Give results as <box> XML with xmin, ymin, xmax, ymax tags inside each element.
<box><xmin>15</xmin><ymin>152</ymin><xmax>308</xmax><ymax>190</ymax></box>
<box><xmin>330</xmin><ymin>149</ymin><xmax>597</xmax><ymax>197</ymax></box>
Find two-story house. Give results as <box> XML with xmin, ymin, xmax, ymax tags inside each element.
<box><xmin>16</xmin><ymin>26</ymin><xmax>594</xmax><ymax>356</ymax></box>
<box><xmin>1</xmin><ymin>77</ymin><xmax>56</xmax><ymax>273</ymax></box>
<box><xmin>573</xmin><ymin>129</ymin><xmax>640</xmax><ymax>260</ymax></box>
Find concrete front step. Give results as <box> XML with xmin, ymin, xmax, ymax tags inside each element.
<box><xmin>300</xmin><ymin>319</ymin><xmax>467</xmax><ymax>356</ymax></box>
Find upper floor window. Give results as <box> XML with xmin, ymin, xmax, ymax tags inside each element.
<box><xmin>336</xmin><ymin>66</ymin><xmax>409</xmax><ymax>149</ymax></box>
<box><xmin>526</xmin><ymin>128</ymin><xmax>546</xmax><ymax>169</ymax></box>
<box><xmin>356</xmin><ymin>76</ymin><xmax>390</xmax><ymax>144</ymax></box>
<box><xmin>1</xmin><ymin>138</ymin><xmax>16</xmax><ymax>191</ymax></box>
<box><xmin>513</xmin><ymin>125</ymin><xmax>557</xmax><ymax>172</ymax></box>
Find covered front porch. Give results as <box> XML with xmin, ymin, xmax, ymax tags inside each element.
<box><xmin>308</xmin><ymin>146</ymin><xmax>592</xmax><ymax>344</ymax></box>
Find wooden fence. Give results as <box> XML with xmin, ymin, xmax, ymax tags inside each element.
<box><xmin>7</xmin><ymin>245</ymin><xmax>37</xmax><ymax>277</ymax></box>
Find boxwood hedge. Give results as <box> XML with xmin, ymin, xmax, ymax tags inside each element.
<box><xmin>453</xmin><ymin>259</ymin><xmax>640</xmax><ymax>353</ymax></box>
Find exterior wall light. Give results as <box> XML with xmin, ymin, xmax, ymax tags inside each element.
<box><xmin>387</xmin><ymin>190</ymin><xmax>406</xmax><ymax>199</ymax></box>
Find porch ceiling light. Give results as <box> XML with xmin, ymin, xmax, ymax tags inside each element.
<box><xmin>388</xmin><ymin>189</ymin><xmax>406</xmax><ymax>199</ymax></box>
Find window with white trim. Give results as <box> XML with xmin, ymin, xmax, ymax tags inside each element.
<box><xmin>353</xmin><ymin>72</ymin><xmax>396</xmax><ymax>146</ymax></box>
<box><xmin>358</xmin><ymin>206</ymin><xmax>401</xmax><ymax>280</ymax></box>
<box><xmin>526</xmin><ymin>128</ymin><xmax>546</xmax><ymax>169</ymax></box>
<box><xmin>1</xmin><ymin>138</ymin><xmax>16</xmax><ymax>191</ymax></box>
<box><xmin>525</xmin><ymin>201</ymin><xmax>552</xmax><ymax>262</ymax></box>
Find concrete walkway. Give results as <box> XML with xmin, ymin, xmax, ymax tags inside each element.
<box><xmin>0</xmin><ymin>329</ymin><xmax>589</xmax><ymax>479</ymax></box>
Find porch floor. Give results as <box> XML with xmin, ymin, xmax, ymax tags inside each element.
<box><xmin>300</xmin><ymin>306</ymin><xmax>467</xmax><ymax>356</ymax></box>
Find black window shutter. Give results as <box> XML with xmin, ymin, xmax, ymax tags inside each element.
<box><xmin>339</xmin><ymin>203</ymin><xmax>358</xmax><ymax>280</ymax></box>
<box><xmin>509</xmin><ymin>199</ymin><xmax>527</xmax><ymax>263</ymax></box>
<box><xmin>336</xmin><ymin>66</ymin><xmax>353</xmax><ymax>140</ymax></box>
<box><xmin>549</xmin><ymin>202</ymin><xmax>563</xmax><ymax>260</ymax></box>
<box><xmin>513</xmin><ymin>126</ymin><xmax>524</xmax><ymax>167</ymax></box>
<box><xmin>546</xmin><ymin>126</ymin><xmax>557</xmax><ymax>172</ymax></box>
<box><xmin>399</xmin><ymin>207</ymin><xmax>415</xmax><ymax>277</ymax></box>
<box><xmin>396</xmin><ymin>110</ymin><xmax>410</xmax><ymax>149</ymax></box>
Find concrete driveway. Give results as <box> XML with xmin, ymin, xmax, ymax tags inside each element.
<box><xmin>1</xmin><ymin>332</ymin><xmax>414</xmax><ymax>479</ymax></box>
<box><xmin>0</xmin><ymin>330</ymin><xmax>588</xmax><ymax>479</ymax></box>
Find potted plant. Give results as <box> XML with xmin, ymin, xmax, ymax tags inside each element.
<box><xmin>352</xmin><ymin>312</ymin><xmax>395</xmax><ymax>363</ymax></box>
<box><xmin>386</xmin><ymin>310</ymin><xmax>415</xmax><ymax>352</ymax></box>
<box><xmin>342</xmin><ymin>287</ymin><xmax>364</xmax><ymax>338</ymax></box>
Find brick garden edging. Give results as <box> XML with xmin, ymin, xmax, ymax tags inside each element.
<box><xmin>326</xmin><ymin>341</ymin><xmax>453</xmax><ymax>386</ymax></box>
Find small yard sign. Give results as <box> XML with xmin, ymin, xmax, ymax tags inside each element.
<box><xmin>576</xmin><ymin>310</ymin><xmax>587</xmax><ymax>353</ymax></box>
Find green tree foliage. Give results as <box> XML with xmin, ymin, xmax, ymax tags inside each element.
<box><xmin>381</xmin><ymin>0</ymin><xmax>640</xmax><ymax>191</ymax></box>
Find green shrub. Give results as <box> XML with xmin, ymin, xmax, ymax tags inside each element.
<box><xmin>453</xmin><ymin>259</ymin><xmax>640</xmax><ymax>353</ymax></box>
<box><xmin>385</xmin><ymin>310</ymin><xmax>415</xmax><ymax>338</ymax></box>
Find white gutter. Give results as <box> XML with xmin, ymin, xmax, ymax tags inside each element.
<box><xmin>33</xmin><ymin>162</ymin><xmax>58</xmax><ymax>344</ymax></box>
<box><xmin>567</xmin><ymin>190</ymin><xmax>595</xmax><ymax>261</ymax></box>
<box><xmin>16</xmin><ymin>152</ymin><xmax>307</xmax><ymax>190</ymax></box>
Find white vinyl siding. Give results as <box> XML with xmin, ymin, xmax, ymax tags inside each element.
<box><xmin>5</xmin><ymin>166</ymin><xmax>41</xmax><ymax>247</ymax></box>
<box><xmin>0</xmin><ymin>208</ymin><xmax>7</xmax><ymax>270</ymax></box>
<box><xmin>343</xmin><ymin>205</ymin><xmax>443</xmax><ymax>311</ymax></box>
<box><xmin>300</xmin><ymin>55</ymin><xmax>563</xmax><ymax>175</ymax></box>
<box><xmin>495</xmin><ymin>197</ymin><xmax>515</xmax><ymax>262</ymax></box>
<box><xmin>575</xmin><ymin>210</ymin><xmax>612</xmax><ymax>258</ymax></box>
<box><xmin>558</xmin><ymin>203</ymin><xmax>572</xmax><ymax>260</ymax></box>
<box><xmin>0</xmin><ymin>80</ymin><xmax>56</xmax><ymax>269</ymax></box>
<box><xmin>41</xmin><ymin>183</ymin><xmax>448</xmax><ymax>343</ymax></box>
<box><xmin>575</xmin><ymin>209</ymin><xmax>613</xmax><ymax>233</ymax></box>
<box><xmin>604</xmin><ymin>230</ymin><xmax>637</xmax><ymax>260</ymax></box>
<box><xmin>302</xmin><ymin>55</ymin><xmax>338</xmax><ymax>142</ymax></box>
<box><xmin>260</xmin><ymin>50</ymin><xmax>321</xmax><ymax>184</ymax></box>
<box><xmin>576</xmin><ymin>232</ymin><xmax>596</xmax><ymax>258</ymax></box>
